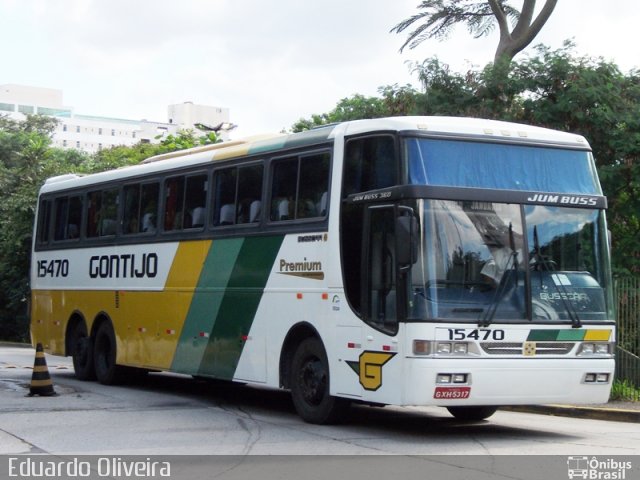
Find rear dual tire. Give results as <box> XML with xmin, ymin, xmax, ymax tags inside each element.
<box><xmin>93</xmin><ymin>321</ymin><xmax>126</xmax><ymax>385</ymax></box>
<box><xmin>70</xmin><ymin>322</ymin><xmax>95</xmax><ymax>381</ymax></box>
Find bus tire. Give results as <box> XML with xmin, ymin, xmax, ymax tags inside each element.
<box><xmin>93</xmin><ymin>321</ymin><xmax>125</xmax><ymax>385</ymax></box>
<box><xmin>290</xmin><ymin>337</ymin><xmax>350</xmax><ymax>424</ymax></box>
<box><xmin>446</xmin><ymin>406</ymin><xmax>498</xmax><ymax>421</ymax></box>
<box><xmin>70</xmin><ymin>322</ymin><xmax>95</xmax><ymax>381</ymax></box>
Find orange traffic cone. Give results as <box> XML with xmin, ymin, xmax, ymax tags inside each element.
<box><xmin>27</xmin><ymin>343</ymin><xmax>57</xmax><ymax>397</ymax></box>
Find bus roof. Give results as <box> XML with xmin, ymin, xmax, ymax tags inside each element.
<box><xmin>39</xmin><ymin>116</ymin><xmax>590</xmax><ymax>195</ymax></box>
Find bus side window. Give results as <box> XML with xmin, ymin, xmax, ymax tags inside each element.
<box><xmin>36</xmin><ymin>199</ymin><xmax>52</xmax><ymax>245</ymax></box>
<box><xmin>86</xmin><ymin>188</ymin><xmax>118</xmax><ymax>238</ymax></box>
<box><xmin>184</xmin><ymin>175</ymin><xmax>207</xmax><ymax>229</ymax></box>
<box><xmin>213</xmin><ymin>167</ymin><xmax>237</xmax><ymax>226</ymax></box>
<box><xmin>237</xmin><ymin>164</ymin><xmax>263</xmax><ymax>224</ymax></box>
<box><xmin>271</xmin><ymin>158</ymin><xmax>296</xmax><ymax>221</ymax></box>
<box><xmin>270</xmin><ymin>152</ymin><xmax>329</xmax><ymax>222</ymax></box>
<box><xmin>164</xmin><ymin>176</ymin><xmax>185</xmax><ymax>231</ymax></box>
<box><xmin>140</xmin><ymin>182</ymin><xmax>159</xmax><ymax>233</ymax></box>
<box><xmin>53</xmin><ymin>197</ymin><xmax>70</xmax><ymax>241</ymax></box>
<box><xmin>123</xmin><ymin>185</ymin><xmax>141</xmax><ymax>234</ymax></box>
<box><xmin>342</xmin><ymin>136</ymin><xmax>397</xmax><ymax>197</ymax></box>
<box><xmin>298</xmin><ymin>153</ymin><xmax>329</xmax><ymax>219</ymax></box>
<box><xmin>123</xmin><ymin>182</ymin><xmax>159</xmax><ymax>235</ymax></box>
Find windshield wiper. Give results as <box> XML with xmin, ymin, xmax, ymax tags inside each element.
<box><xmin>478</xmin><ymin>223</ymin><xmax>518</xmax><ymax>328</ymax></box>
<box><xmin>532</xmin><ymin>226</ymin><xmax>582</xmax><ymax>328</ymax></box>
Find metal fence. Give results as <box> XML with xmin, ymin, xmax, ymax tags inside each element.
<box><xmin>615</xmin><ymin>276</ymin><xmax>640</xmax><ymax>387</ymax></box>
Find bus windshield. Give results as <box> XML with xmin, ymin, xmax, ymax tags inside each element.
<box><xmin>406</xmin><ymin>137</ymin><xmax>602</xmax><ymax>195</ymax></box>
<box><xmin>409</xmin><ymin>199</ymin><xmax>614</xmax><ymax>323</ymax></box>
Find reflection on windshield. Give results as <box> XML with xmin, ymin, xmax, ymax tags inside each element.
<box><xmin>409</xmin><ymin>200</ymin><xmax>613</xmax><ymax>323</ymax></box>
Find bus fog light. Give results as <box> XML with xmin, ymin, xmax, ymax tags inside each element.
<box><xmin>413</xmin><ymin>340</ymin><xmax>432</xmax><ymax>355</ymax></box>
<box><xmin>452</xmin><ymin>374</ymin><xmax>467</xmax><ymax>384</ymax></box>
<box><xmin>436</xmin><ymin>374</ymin><xmax>452</xmax><ymax>384</ymax></box>
<box><xmin>437</xmin><ymin>343</ymin><xmax>452</xmax><ymax>354</ymax></box>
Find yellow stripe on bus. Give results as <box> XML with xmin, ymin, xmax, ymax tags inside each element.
<box><xmin>584</xmin><ymin>330</ymin><xmax>611</xmax><ymax>341</ymax></box>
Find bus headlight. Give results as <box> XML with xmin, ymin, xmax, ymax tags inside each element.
<box><xmin>412</xmin><ymin>340</ymin><xmax>473</xmax><ymax>356</ymax></box>
<box><xmin>577</xmin><ymin>342</ymin><xmax>613</xmax><ymax>356</ymax></box>
<box><xmin>436</xmin><ymin>342</ymin><xmax>469</xmax><ymax>355</ymax></box>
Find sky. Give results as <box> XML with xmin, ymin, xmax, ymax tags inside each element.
<box><xmin>2</xmin><ymin>0</ymin><xmax>639</xmax><ymax>137</ymax></box>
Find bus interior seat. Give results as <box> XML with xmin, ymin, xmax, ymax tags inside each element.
<box><xmin>191</xmin><ymin>206</ymin><xmax>205</xmax><ymax>227</ymax></box>
<box><xmin>249</xmin><ymin>200</ymin><xmax>261</xmax><ymax>222</ymax></box>
<box><xmin>219</xmin><ymin>204</ymin><xmax>235</xmax><ymax>225</ymax></box>
<box><xmin>142</xmin><ymin>212</ymin><xmax>156</xmax><ymax>232</ymax></box>
<box><xmin>277</xmin><ymin>199</ymin><xmax>290</xmax><ymax>221</ymax></box>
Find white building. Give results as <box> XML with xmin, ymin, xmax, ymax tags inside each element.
<box><xmin>0</xmin><ymin>84</ymin><xmax>231</xmax><ymax>154</ymax></box>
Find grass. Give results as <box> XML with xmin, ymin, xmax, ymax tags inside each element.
<box><xmin>609</xmin><ymin>379</ymin><xmax>640</xmax><ymax>402</ymax></box>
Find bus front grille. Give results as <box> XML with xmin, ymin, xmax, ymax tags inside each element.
<box><xmin>480</xmin><ymin>342</ymin><xmax>575</xmax><ymax>355</ymax></box>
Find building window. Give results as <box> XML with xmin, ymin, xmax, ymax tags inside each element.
<box><xmin>18</xmin><ymin>105</ymin><xmax>34</xmax><ymax>114</ymax></box>
<box><xmin>111</xmin><ymin>129</ymin><xmax>115</xmax><ymax>136</ymax></box>
<box><xmin>63</xmin><ymin>124</ymin><xmax>68</xmax><ymax>132</ymax></box>
<box><xmin>63</xmin><ymin>140</ymin><xmax>67</xmax><ymax>147</ymax></box>
<box><xmin>76</xmin><ymin>126</ymin><xmax>80</xmax><ymax>133</ymax></box>
<box><xmin>98</xmin><ymin>128</ymin><xmax>102</xmax><ymax>135</ymax></box>
<box><xmin>76</xmin><ymin>141</ymin><xmax>80</xmax><ymax>149</ymax></box>
<box><xmin>0</xmin><ymin>102</ymin><xmax>15</xmax><ymax>112</ymax></box>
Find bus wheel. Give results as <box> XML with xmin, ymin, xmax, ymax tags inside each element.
<box><xmin>290</xmin><ymin>337</ymin><xmax>350</xmax><ymax>424</ymax></box>
<box><xmin>93</xmin><ymin>321</ymin><xmax>124</xmax><ymax>385</ymax></box>
<box><xmin>446</xmin><ymin>406</ymin><xmax>498</xmax><ymax>421</ymax></box>
<box><xmin>70</xmin><ymin>322</ymin><xmax>95</xmax><ymax>381</ymax></box>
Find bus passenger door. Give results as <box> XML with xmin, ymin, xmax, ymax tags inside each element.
<box><xmin>356</xmin><ymin>205</ymin><xmax>411</xmax><ymax>405</ymax></box>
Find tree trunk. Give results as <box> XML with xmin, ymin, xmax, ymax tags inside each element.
<box><xmin>489</xmin><ymin>0</ymin><xmax>558</xmax><ymax>64</ymax></box>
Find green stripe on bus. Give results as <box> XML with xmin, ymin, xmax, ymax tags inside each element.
<box><xmin>527</xmin><ymin>329</ymin><xmax>586</xmax><ymax>341</ymax></box>
<box><xmin>197</xmin><ymin>235</ymin><xmax>284</xmax><ymax>379</ymax></box>
<box><xmin>171</xmin><ymin>238</ymin><xmax>244</xmax><ymax>373</ymax></box>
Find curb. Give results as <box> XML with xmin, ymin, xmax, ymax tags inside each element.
<box><xmin>0</xmin><ymin>341</ymin><xmax>31</xmax><ymax>348</ymax></box>
<box><xmin>501</xmin><ymin>405</ymin><xmax>640</xmax><ymax>423</ymax></box>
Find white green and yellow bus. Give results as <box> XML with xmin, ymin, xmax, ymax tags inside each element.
<box><xmin>31</xmin><ymin>117</ymin><xmax>615</xmax><ymax>423</ymax></box>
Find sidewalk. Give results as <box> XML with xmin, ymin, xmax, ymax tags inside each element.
<box><xmin>502</xmin><ymin>402</ymin><xmax>640</xmax><ymax>423</ymax></box>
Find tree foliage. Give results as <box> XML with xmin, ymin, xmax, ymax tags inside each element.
<box><xmin>391</xmin><ymin>0</ymin><xmax>558</xmax><ymax>64</ymax></box>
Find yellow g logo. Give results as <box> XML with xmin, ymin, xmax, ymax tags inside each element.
<box><xmin>347</xmin><ymin>351</ymin><xmax>396</xmax><ymax>391</ymax></box>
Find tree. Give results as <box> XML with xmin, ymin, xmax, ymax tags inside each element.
<box><xmin>391</xmin><ymin>0</ymin><xmax>558</xmax><ymax>64</ymax></box>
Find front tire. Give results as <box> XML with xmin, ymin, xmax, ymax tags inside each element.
<box><xmin>447</xmin><ymin>406</ymin><xmax>498</xmax><ymax>421</ymax></box>
<box><xmin>290</xmin><ymin>337</ymin><xmax>350</xmax><ymax>424</ymax></box>
<box><xmin>93</xmin><ymin>321</ymin><xmax>125</xmax><ymax>385</ymax></box>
